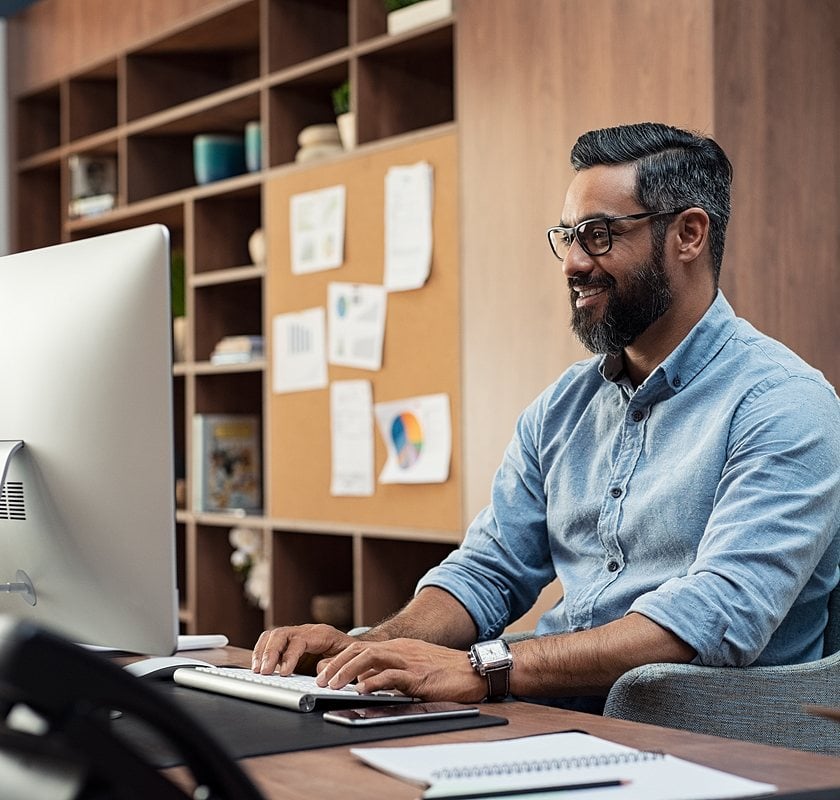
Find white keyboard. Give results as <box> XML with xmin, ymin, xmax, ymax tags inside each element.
<box><xmin>172</xmin><ymin>666</ymin><xmax>414</xmax><ymax>713</ymax></box>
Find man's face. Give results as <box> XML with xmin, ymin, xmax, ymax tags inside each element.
<box><xmin>560</xmin><ymin>164</ymin><xmax>673</xmax><ymax>355</ymax></box>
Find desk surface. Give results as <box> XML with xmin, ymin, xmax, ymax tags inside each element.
<box><xmin>159</xmin><ymin>647</ymin><xmax>840</xmax><ymax>799</ymax></box>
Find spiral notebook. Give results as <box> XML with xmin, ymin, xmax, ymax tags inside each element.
<box><xmin>351</xmin><ymin>731</ymin><xmax>776</xmax><ymax>799</ymax></box>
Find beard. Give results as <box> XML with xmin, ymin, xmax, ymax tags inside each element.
<box><xmin>569</xmin><ymin>239</ymin><xmax>672</xmax><ymax>355</ymax></box>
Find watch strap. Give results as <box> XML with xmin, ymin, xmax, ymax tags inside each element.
<box><xmin>484</xmin><ymin>664</ymin><xmax>510</xmax><ymax>701</ymax></box>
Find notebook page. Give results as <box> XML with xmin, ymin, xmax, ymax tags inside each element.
<box><xmin>351</xmin><ymin>732</ymin><xmax>776</xmax><ymax>800</ymax></box>
<box><xmin>351</xmin><ymin>732</ymin><xmax>637</xmax><ymax>785</ymax></box>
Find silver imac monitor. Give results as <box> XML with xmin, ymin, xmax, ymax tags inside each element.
<box><xmin>0</xmin><ymin>224</ymin><xmax>179</xmax><ymax>654</ymax></box>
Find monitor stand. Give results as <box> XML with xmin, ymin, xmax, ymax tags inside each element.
<box><xmin>0</xmin><ymin>440</ymin><xmax>37</xmax><ymax>606</ymax></box>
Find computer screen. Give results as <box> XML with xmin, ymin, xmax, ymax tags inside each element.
<box><xmin>0</xmin><ymin>224</ymin><xmax>179</xmax><ymax>654</ymax></box>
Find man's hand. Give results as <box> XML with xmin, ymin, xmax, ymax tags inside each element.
<box><xmin>314</xmin><ymin>637</ymin><xmax>487</xmax><ymax>703</ymax></box>
<box><xmin>252</xmin><ymin>624</ymin><xmax>356</xmax><ymax>675</ymax></box>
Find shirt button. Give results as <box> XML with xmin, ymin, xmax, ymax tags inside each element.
<box><xmin>631</xmin><ymin>409</ymin><xmax>645</xmax><ymax>422</ymax></box>
<box><xmin>610</xmin><ymin>487</ymin><xmax>622</xmax><ymax>498</ymax></box>
<box><xmin>607</xmin><ymin>560</ymin><xmax>620</xmax><ymax>572</ymax></box>
<box><xmin>673</xmin><ymin>376</ymin><xmax>682</xmax><ymax>387</ymax></box>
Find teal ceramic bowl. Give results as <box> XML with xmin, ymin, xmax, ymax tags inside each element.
<box><xmin>193</xmin><ymin>134</ymin><xmax>246</xmax><ymax>185</ymax></box>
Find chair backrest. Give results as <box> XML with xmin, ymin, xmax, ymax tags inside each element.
<box><xmin>824</xmin><ymin>578</ymin><xmax>840</xmax><ymax>656</ymax></box>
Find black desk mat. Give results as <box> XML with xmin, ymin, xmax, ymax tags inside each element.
<box><xmin>111</xmin><ymin>683</ymin><xmax>508</xmax><ymax>769</ymax></box>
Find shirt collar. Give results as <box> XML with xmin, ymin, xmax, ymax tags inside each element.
<box><xmin>598</xmin><ymin>291</ymin><xmax>738</xmax><ymax>393</ymax></box>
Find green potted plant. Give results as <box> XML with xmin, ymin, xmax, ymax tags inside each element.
<box><xmin>385</xmin><ymin>0</ymin><xmax>452</xmax><ymax>35</ymax></box>
<box><xmin>331</xmin><ymin>80</ymin><xmax>354</xmax><ymax>150</ymax></box>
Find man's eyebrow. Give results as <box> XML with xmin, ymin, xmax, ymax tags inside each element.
<box><xmin>557</xmin><ymin>211</ymin><xmax>611</xmax><ymax>227</ymax></box>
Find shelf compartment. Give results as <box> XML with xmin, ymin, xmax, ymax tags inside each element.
<box><xmin>67</xmin><ymin>202</ymin><xmax>185</xmax><ymax>255</ymax></box>
<box><xmin>16</xmin><ymin>84</ymin><xmax>61</xmax><ymax>159</ymax></box>
<box><xmin>15</xmin><ymin>162</ymin><xmax>62</xmax><ymax>251</ymax></box>
<box><xmin>125</xmin><ymin>91</ymin><xmax>261</xmax><ymax>203</ymax></box>
<box><xmin>357</xmin><ymin>537</ymin><xmax>457</xmax><ymax>626</ymax></box>
<box><xmin>270</xmin><ymin>530</ymin><xmax>354</xmax><ymax>626</ymax></box>
<box><xmin>267</xmin><ymin>0</ymin><xmax>349</xmax><ymax>72</ymax></box>
<box><xmin>192</xmin><ymin>277</ymin><xmax>263</xmax><ymax>364</ymax></box>
<box><xmin>67</xmin><ymin>59</ymin><xmax>119</xmax><ymax>141</ymax></box>
<box><xmin>267</xmin><ymin>60</ymin><xmax>349</xmax><ymax>167</ymax></box>
<box><xmin>193</xmin><ymin>186</ymin><xmax>262</xmax><ymax>274</ymax></box>
<box><xmin>356</xmin><ymin>23</ymin><xmax>455</xmax><ymax>145</ymax></box>
<box><xmin>125</xmin><ymin>1</ymin><xmax>260</xmax><ymax>122</ymax></box>
<box><xmin>193</xmin><ymin>522</ymin><xmax>266</xmax><ymax>647</ymax></box>
<box><xmin>193</xmin><ymin>367</ymin><xmax>264</xmax><ymax>417</ymax></box>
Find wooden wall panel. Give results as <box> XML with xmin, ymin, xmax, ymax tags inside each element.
<box><xmin>457</xmin><ymin>0</ymin><xmax>715</xmax><ymax>522</ymax></box>
<box><xmin>714</xmin><ymin>0</ymin><xmax>840</xmax><ymax>388</ymax></box>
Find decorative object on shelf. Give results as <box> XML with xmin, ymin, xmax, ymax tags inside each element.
<box><xmin>210</xmin><ymin>334</ymin><xmax>264</xmax><ymax>366</ymax></box>
<box><xmin>386</xmin><ymin>0</ymin><xmax>452</xmax><ymax>35</ymax></box>
<box><xmin>244</xmin><ymin>120</ymin><xmax>262</xmax><ymax>172</ymax></box>
<box><xmin>248</xmin><ymin>227</ymin><xmax>266</xmax><ymax>265</ymax></box>
<box><xmin>192</xmin><ymin>133</ymin><xmax>246</xmax><ymax>185</ymax></box>
<box><xmin>171</xmin><ymin>249</ymin><xmax>187</xmax><ymax>362</ymax></box>
<box><xmin>310</xmin><ymin>591</ymin><xmax>354</xmax><ymax>629</ymax></box>
<box><xmin>295</xmin><ymin>123</ymin><xmax>343</xmax><ymax>163</ymax></box>
<box><xmin>331</xmin><ymin>81</ymin><xmax>355</xmax><ymax>151</ymax></box>
<box><xmin>229</xmin><ymin>526</ymin><xmax>270</xmax><ymax>610</ymax></box>
<box><xmin>192</xmin><ymin>414</ymin><xmax>262</xmax><ymax>513</ymax></box>
<box><xmin>67</xmin><ymin>153</ymin><xmax>117</xmax><ymax>218</ymax></box>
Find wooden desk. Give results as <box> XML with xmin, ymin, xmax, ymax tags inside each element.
<box><xmin>162</xmin><ymin>648</ymin><xmax>840</xmax><ymax>799</ymax></box>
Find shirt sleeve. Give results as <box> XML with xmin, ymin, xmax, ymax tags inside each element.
<box><xmin>630</xmin><ymin>374</ymin><xmax>840</xmax><ymax>666</ymax></box>
<box><xmin>417</xmin><ymin>392</ymin><xmax>558</xmax><ymax>641</ymax></box>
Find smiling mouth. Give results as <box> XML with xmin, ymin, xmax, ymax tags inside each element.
<box><xmin>575</xmin><ymin>286</ymin><xmax>607</xmax><ymax>299</ymax></box>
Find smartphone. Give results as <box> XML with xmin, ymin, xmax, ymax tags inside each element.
<box><xmin>322</xmin><ymin>701</ymin><xmax>479</xmax><ymax>726</ymax></box>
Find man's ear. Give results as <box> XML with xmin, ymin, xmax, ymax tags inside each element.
<box><xmin>674</xmin><ymin>208</ymin><xmax>710</xmax><ymax>264</ymax></box>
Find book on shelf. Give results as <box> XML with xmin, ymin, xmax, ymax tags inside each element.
<box><xmin>192</xmin><ymin>414</ymin><xmax>262</xmax><ymax>513</ymax></box>
<box><xmin>351</xmin><ymin>730</ymin><xmax>776</xmax><ymax>800</ymax></box>
<box><xmin>69</xmin><ymin>153</ymin><xmax>117</xmax><ymax>198</ymax></box>
<box><xmin>210</xmin><ymin>335</ymin><xmax>264</xmax><ymax>366</ymax></box>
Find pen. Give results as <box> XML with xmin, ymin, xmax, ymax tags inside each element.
<box><xmin>422</xmin><ymin>778</ymin><xmax>625</xmax><ymax>799</ymax></box>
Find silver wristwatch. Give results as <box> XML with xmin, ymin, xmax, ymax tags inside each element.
<box><xmin>468</xmin><ymin>638</ymin><xmax>513</xmax><ymax>701</ymax></box>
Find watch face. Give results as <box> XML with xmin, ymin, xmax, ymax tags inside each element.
<box><xmin>479</xmin><ymin>641</ymin><xmax>508</xmax><ymax>661</ymax></box>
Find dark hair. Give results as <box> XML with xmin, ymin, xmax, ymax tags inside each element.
<box><xmin>570</xmin><ymin>123</ymin><xmax>732</xmax><ymax>284</ymax></box>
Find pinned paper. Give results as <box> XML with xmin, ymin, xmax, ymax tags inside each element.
<box><xmin>374</xmin><ymin>393</ymin><xmax>451</xmax><ymax>484</ymax></box>
<box><xmin>290</xmin><ymin>184</ymin><xmax>346</xmax><ymax>274</ymax></box>
<box><xmin>330</xmin><ymin>380</ymin><xmax>375</xmax><ymax>497</ymax></box>
<box><xmin>272</xmin><ymin>307</ymin><xmax>328</xmax><ymax>394</ymax></box>
<box><xmin>328</xmin><ymin>282</ymin><xmax>387</xmax><ymax>371</ymax></box>
<box><xmin>384</xmin><ymin>162</ymin><xmax>434</xmax><ymax>291</ymax></box>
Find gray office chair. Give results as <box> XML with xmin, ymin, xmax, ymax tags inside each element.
<box><xmin>603</xmin><ymin>581</ymin><xmax>840</xmax><ymax>755</ymax></box>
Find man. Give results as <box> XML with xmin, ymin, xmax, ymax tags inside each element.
<box><xmin>253</xmin><ymin>123</ymin><xmax>840</xmax><ymax>712</ymax></box>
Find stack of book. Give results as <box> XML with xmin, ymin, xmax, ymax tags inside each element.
<box><xmin>210</xmin><ymin>335</ymin><xmax>264</xmax><ymax>366</ymax></box>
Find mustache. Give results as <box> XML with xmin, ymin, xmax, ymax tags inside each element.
<box><xmin>568</xmin><ymin>274</ymin><xmax>616</xmax><ymax>290</ymax></box>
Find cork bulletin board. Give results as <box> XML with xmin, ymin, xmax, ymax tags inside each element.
<box><xmin>265</xmin><ymin>131</ymin><xmax>461</xmax><ymax>533</ymax></box>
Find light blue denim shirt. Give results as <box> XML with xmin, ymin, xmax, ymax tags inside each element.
<box><xmin>419</xmin><ymin>292</ymin><xmax>840</xmax><ymax>667</ymax></box>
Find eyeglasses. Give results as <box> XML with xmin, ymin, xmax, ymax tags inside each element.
<box><xmin>546</xmin><ymin>209</ymin><xmax>685</xmax><ymax>261</ymax></box>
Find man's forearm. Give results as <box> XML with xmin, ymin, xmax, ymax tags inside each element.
<box><xmin>510</xmin><ymin>612</ymin><xmax>696</xmax><ymax>695</ymax></box>
<box><xmin>360</xmin><ymin>586</ymin><xmax>478</xmax><ymax>648</ymax></box>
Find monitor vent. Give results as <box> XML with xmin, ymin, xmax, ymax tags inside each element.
<box><xmin>0</xmin><ymin>482</ymin><xmax>26</xmax><ymax>520</ymax></box>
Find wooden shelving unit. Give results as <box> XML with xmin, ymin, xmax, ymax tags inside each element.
<box><xmin>10</xmin><ymin>0</ymin><xmax>459</xmax><ymax>647</ymax></box>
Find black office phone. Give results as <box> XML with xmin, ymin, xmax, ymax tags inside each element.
<box><xmin>0</xmin><ymin>618</ymin><xmax>264</xmax><ymax>800</ymax></box>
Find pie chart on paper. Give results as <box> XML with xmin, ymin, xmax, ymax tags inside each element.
<box><xmin>391</xmin><ymin>412</ymin><xmax>423</xmax><ymax>469</ymax></box>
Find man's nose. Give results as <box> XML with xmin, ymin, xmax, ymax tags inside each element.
<box><xmin>561</xmin><ymin>239</ymin><xmax>596</xmax><ymax>280</ymax></box>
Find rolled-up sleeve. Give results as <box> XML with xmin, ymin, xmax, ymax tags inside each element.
<box><xmin>630</xmin><ymin>375</ymin><xmax>840</xmax><ymax>666</ymax></box>
<box><xmin>417</xmin><ymin>397</ymin><xmax>558</xmax><ymax>640</ymax></box>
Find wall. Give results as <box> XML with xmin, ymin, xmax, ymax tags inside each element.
<box><xmin>0</xmin><ymin>20</ymin><xmax>7</xmax><ymax>255</ymax></box>
<box><xmin>457</xmin><ymin>0</ymin><xmax>716</xmax><ymax>521</ymax></box>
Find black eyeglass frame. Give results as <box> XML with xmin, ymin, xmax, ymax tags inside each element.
<box><xmin>546</xmin><ymin>209</ymin><xmax>687</xmax><ymax>261</ymax></box>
